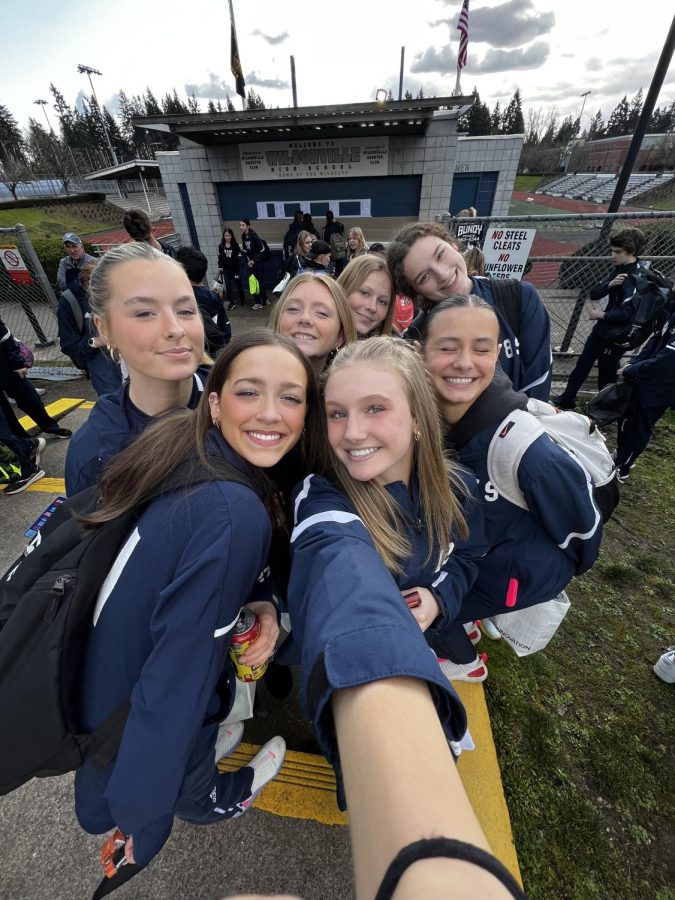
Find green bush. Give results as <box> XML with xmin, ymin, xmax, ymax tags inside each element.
<box><xmin>0</xmin><ymin>193</ymin><xmax>106</xmax><ymax>210</ymax></box>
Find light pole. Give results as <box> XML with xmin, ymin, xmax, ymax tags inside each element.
<box><xmin>77</xmin><ymin>63</ymin><xmax>119</xmax><ymax>167</ymax></box>
<box><xmin>34</xmin><ymin>99</ymin><xmax>54</xmax><ymax>133</ymax></box>
<box><xmin>578</xmin><ymin>90</ymin><xmax>591</xmax><ymax>130</ymax></box>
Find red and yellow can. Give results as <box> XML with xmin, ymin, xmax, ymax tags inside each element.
<box><xmin>228</xmin><ymin>607</ymin><xmax>269</xmax><ymax>682</ymax></box>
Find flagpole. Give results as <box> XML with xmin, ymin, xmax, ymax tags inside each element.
<box><xmin>455</xmin><ymin>0</ymin><xmax>469</xmax><ymax>96</ymax></box>
<box><xmin>228</xmin><ymin>0</ymin><xmax>247</xmax><ymax>109</ymax></box>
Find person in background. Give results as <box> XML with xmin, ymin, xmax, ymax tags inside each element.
<box><xmin>301</xmin><ymin>213</ymin><xmax>320</xmax><ymax>240</ymax></box>
<box><xmin>337</xmin><ymin>254</ymin><xmax>395</xmax><ymax>338</ymax></box>
<box><xmin>269</xmin><ymin>273</ymin><xmax>356</xmax><ymax>376</ymax></box>
<box><xmin>552</xmin><ymin>227</ymin><xmax>647</xmax><ymax>410</ymax></box>
<box><xmin>175</xmin><ymin>246</ymin><xmax>230</xmax><ymax>356</ymax></box>
<box><xmin>464</xmin><ymin>246</ymin><xmax>486</xmax><ymax>277</ymax></box>
<box><xmin>65</xmin><ymin>243</ymin><xmax>208</xmax><ymax>495</ymax></box>
<box><xmin>56</xmin><ymin>233</ymin><xmax>96</xmax><ymax>292</ymax></box>
<box><xmin>301</xmin><ymin>240</ymin><xmax>333</xmax><ymax>276</ymax></box>
<box><xmin>57</xmin><ymin>260</ymin><xmax>123</xmax><ymax>397</ymax></box>
<box><xmin>388</xmin><ymin>221</ymin><xmax>552</xmax><ymax>400</ymax></box>
<box><xmin>347</xmin><ymin>227</ymin><xmax>368</xmax><ymax>261</ymax></box>
<box><xmin>613</xmin><ymin>287</ymin><xmax>675</xmax><ymax>482</ymax></box>
<box><xmin>0</xmin><ymin>316</ymin><xmax>46</xmax><ymax>494</ymax></box>
<box><xmin>123</xmin><ymin>208</ymin><xmax>177</xmax><ymax>258</ymax></box>
<box><xmin>282</xmin><ymin>211</ymin><xmax>304</xmax><ymax>260</ymax></box>
<box><xmin>239</xmin><ymin>218</ymin><xmax>269</xmax><ymax>309</ymax></box>
<box><xmin>217</xmin><ymin>227</ymin><xmax>245</xmax><ymax>310</ymax></box>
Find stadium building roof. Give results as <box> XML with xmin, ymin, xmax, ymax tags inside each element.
<box><xmin>132</xmin><ymin>97</ymin><xmax>474</xmax><ymax>146</ymax></box>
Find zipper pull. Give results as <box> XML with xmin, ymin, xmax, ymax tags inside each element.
<box><xmin>415</xmin><ymin>517</ymin><xmax>423</xmax><ymax>534</ymax></box>
<box><xmin>45</xmin><ymin>574</ymin><xmax>73</xmax><ymax>622</ymax></box>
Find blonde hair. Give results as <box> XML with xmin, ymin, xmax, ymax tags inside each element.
<box><xmin>268</xmin><ymin>272</ymin><xmax>357</xmax><ymax>351</ymax></box>
<box><xmin>323</xmin><ymin>336</ymin><xmax>468</xmax><ymax>574</ymax></box>
<box><xmin>295</xmin><ymin>230</ymin><xmax>315</xmax><ymax>256</ymax></box>
<box><xmin>463</xmin><ymin>246</ymin><xmax>485</xmax><ymax>277</ymax></box>
<box><xmin>348</xmin><ymin>227</ymin><xmax>368</xmax><ymax>258</ymax></box>
<box><xmin>337</xmin><ymin>254</ymin><xmax>396</xmax><ymax>337</ymax></box>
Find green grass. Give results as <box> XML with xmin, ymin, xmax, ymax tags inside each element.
<box><xmin>514</xmin><ymin>175</ymin><xmax>544</xmax><ymax>193</ymax></box>
<box><xmin>631</xmin><ymin>197</ymin><xmax>675</xmax><ymax>211</ymax></box>
<box><xmin>0</xmin><ymin>203</ymin><xmax>119</xmax><ymax>240</ymax></box>
<box><xmin>487</xmin><ymin>411</ymin><xmax>675</xmax><ymax>899</ymax></box>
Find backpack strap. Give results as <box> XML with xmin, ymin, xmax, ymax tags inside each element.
<box><xmin>488</xmin><ymin>278</ymin><xmax>522</xmax><ymax>337</ymax></box>
<box><xmin>486</xmin><ymin>409</ymin><xmax>545</xmax><ymax>510</ymax></box>
<box><xmin>62</xmin><ymin>289</ymin><xmax>85</xmax><ymax>334</ymax></box>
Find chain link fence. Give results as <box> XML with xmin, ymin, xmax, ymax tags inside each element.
<box><xmin>0</xmin><ymin>225</ymin><xmax>80</xmax><ymax>379</ymax></box>
<box><xmin>446</xmin><ymin>210</ymin><xmax>675</xmax><ymax>380</ymax></box>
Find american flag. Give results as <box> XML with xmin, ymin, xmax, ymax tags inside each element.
<box><xmin>456</xmin><ymin>0</ymin><xmax>470</xmax><ymax>71</ymax></box>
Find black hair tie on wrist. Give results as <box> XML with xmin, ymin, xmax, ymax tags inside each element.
<box><xmin>374</xmin><ymin>837</ymin><xmax>526</xmax><ymax>900</ymax></box>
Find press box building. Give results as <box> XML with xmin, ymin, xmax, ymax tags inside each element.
<box><xmin>134</xmin><ymin>97</ymin><xmax>523</xmax><ymax>265</ymax></box>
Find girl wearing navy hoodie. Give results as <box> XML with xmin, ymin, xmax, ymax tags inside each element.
<box><xmin>288</xmin><ymin>337</ymin><xmax>488</xmax><ymax>775</ymax></box>
<box><xmin>65</xmin><ymin>243</ymin><xmax>210</xmax><ymax>495</ymax></box>
<box><xmin>420</xmin><ymin>295</ymin><xmax>603</xmax><ymax>679</ymax></box>
<box><xmin>74</xmin><ymin>331</ymin><xmax>323</xmax><ymax>875</ymax></box>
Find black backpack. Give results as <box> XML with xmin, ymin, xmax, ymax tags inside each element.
<box><xmin>605</xmin><ymin>268</ymin><xmax>672</xmax><ymax>350</ymax></box>
<box><xmin>0</xmin><ymin>458</ymin><xmax>258</xmax><ymax>796</ymax></box>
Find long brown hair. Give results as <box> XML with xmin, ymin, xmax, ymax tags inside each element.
<box><xmin>323</xmin><ymin>337</ymin><xmax>468</xmax><ymax>574</ymax></box>
<box><xmin>386</xmin><ymin>221</ymin><xmax>459</xmax><ymax>304</ymax></box>
<box><xmin>82</xmin><ymin>330</ymin><xmax>323</xmax><ymax>528</ymax></box>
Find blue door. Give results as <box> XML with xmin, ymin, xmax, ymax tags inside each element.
<box><xmin>450</xmin><ymin>172</ymin><xmax>498</xmax><ymax>217</ymax></box>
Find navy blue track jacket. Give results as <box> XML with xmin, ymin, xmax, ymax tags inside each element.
<box><xmin>288</xmin><ymin>472</ymin><xmax>489</xmax><ymax>791</ymax></box>
<box><xmin>446</xmin><ymin>377</ymin><xmax>602</xmax><ymax>611</ymax></box>
<box><xmin>65</xmin><ymin>368</ymin><xmax>208</xmax><ymax>495</ymax></box>
<box><xmin>0</xmin><ymin>318</ymin><xmax>25</xmax><ymax>381</ymax></box>
<box><xmin>622</xmin><ymin>305</ymin><xmax>675</xmax><ymax>409</ymax></box>
<box><xmin>74</xmin><ymin>434</ymin><xmax>271</xmax><ymax>867</ymax></box>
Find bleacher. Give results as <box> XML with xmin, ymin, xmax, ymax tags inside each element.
<box><xmin>538</xmin><ymin>172</ymin><xmax>675</xmax><ymax>205</ymax></box>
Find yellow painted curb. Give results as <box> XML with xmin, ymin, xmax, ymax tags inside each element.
<box><xmin>18</xmin><ymin>398</ymin><xmax>85</xmax><ymax>433</ymax></box>
<box><xmin>0</xmin><ymin>477</ymin><xmax>66</xmax><ymax>494</ymax></box>
<box><xmin>456</xmin><ymin>682</ymin><xmax>523</xmax><ymax>887</ymax></box>
<box><xmin>80</xmin><ymin>401</ymin><xmax>95</xmax><ymax>409</ymax></box>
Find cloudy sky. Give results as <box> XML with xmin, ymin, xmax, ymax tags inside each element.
<box><xmin>4</xmin><ymin>0</ymin><xmax>674</xmax><ymax>133</ymax></box>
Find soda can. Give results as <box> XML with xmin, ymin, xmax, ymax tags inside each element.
<box><xmin>229</xmin><ymin>607</ymin><xmax>269</xmax><ymax>682</ymax></box>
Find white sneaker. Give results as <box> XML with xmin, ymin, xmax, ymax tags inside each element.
<box><xmin>437</xmin><ymin>654</ymin><xmax>488</xmax><ymax>683</ymax></box>
<box><xmin>248</xmin><ymin>735</ymin><xmax>286</xmax><ymax>796</ymax></box>
<box><xmin>251</xmin><ymin>303</ymin><xmax>263</xmax><ymax>310</ymax></box>
<box><xmin>214</xmin><ymin>720</ymin><xmax>244</xmax><ymax>761</ymax></box>
<box><xmin>480</xmin><ymin>618</ymin><xmax>502</xmax><ymax>641</ymax></box>
<box><xmin>654</xmin><ymin>647</ymin><xmax>675</xmax><ymax>683</ymax></box>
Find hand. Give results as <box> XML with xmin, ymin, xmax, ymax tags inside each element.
<box><xmin>608</xmin><ymin>274</ymin><xmax>627</xmax><ymax>288</ymax></box>
<box><xmin>588</xmin><ymin>308</ymin><xmax>605</xmax><ymax>321</ymax></box>
<box><xmin>402</xmin><ymin>587</ymin><xmax>440</xmax><ymax>632</ymax></box>
<box><xmin>240</xmin><ymin>601</ymin><xmax>279</xmax><ymax>666</ymax></box>
<box><xmin>124</xmin><ymin>834</ymin><xmax>135</xmax><ymax>865</ymax></box>
<box><xmin>248</xmin><ymin>260</ymin><xmax>255</xmax><ymax>268</ymax></box>
<box><xmin>13</xmin><ymin>367</ymin><xmax>27</xmax><ymax>378</ymax></box>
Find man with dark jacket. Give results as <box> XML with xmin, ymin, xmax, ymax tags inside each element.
<box><xmin>282</xmin><ymin>211</ymin><xmax>304</xmax><ymax>259</ymax></box>
<box><xmin>56</xmin><ymin>233</ymin><xmax>96</xmax><ymax>292</ymax></box>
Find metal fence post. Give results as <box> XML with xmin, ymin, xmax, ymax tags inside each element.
<box><xmin>15</xmin><ymin>224</ymin><xmax>59</xmax><ymax>312</ymax></box>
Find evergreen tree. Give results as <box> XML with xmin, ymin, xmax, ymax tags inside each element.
<box><xmin>404</xmin><ymin>90</ymin><xmax>413</xmax><ymax>100</ymax></box>
<box><xmin>49</xmin><ymin>84</ymin><xmax>78</xmax><ymax>145</ymax></box>
<box><xmin>387</xmin><ymin>90</ymin><xmax>394</xmax><ymax>102</ymax></box>
<box><xmin>26</xmin><ymin>117</ymin><xmax>76</xmax><ymax>192</ymax></box>
<box><xmin>587</xmin><ymin>109</ymin><xmax>605</xmax><ymax>141</ymax></box>
<box><xmin>0</xmin><ymin>103</ymin><xmax>26</xmax><ymax>164</ymax></box>
<box><xmin>117</xmin><ymin>89</ymin><xmax>136</xmax><ymax>147</ymax></box>
<box><xmin>490</xmin><ymin>102</ymin><xmax>501</xmax><ymax>134</ymax></box>
<box><xmin>555</xmin><ymin>115</ymin><xmax>580</xmax><ymax>145</ymax></box>
<box><xmin>216</xmin><ymin>99</ymin><xmax>224</xmax><ymax>112</ymax></box>
<box><xmin>416</xmin><ymin>87</ymin><xmax>425</xmax><ymax>100</ymax></box>
<box><xmin>246</xmin><ymin>89</ymin><xmax>265</xmax><ymax>110</ymax></box>
<box><xmin>103</xmin><ymin>107</ymin><xmax>131</xmax><ymax>160</ymax></box>
<box><xmin>605</xmin><ymin>95</ymin><xmax>630</xmax><ymax>137</ymax></box>
<box><xmin>502</xmin><ymin>89</ymin><xmax>525</xmax><ymax>134</ymax></box>
<box><xmin>226</xmin><ymin>94</ymin><xmax>235</xmax><ymax>112</ymax></box>
<box><xmin>207</xmin><ymin>100</ymin><xmax>217</xmax><ymax>114</ymax></box>
<box><xmin>626</xmin><ymin>88</ymin><xmax>643</xmax><ymax>134</ymax></box>
<box><xmin>144</xmin><ymin>89</ymin><xmax>162</xmax><ymax>116</ymax></box>
<box><xmin>187</xmin><ymin>92</ymin><xmax>200</xmax><ymax>114</ymax></box>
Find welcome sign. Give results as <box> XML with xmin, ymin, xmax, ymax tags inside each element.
<box><xmin>240</xmin><ymin>137</ymin><xmax>389</xmax><ymax>181</ymax></box>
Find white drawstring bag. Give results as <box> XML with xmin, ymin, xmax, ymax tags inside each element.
<box><xmin>491</xmin><ymin>591</ymin><xmax>571</xmax><ymax>657</ymax></box>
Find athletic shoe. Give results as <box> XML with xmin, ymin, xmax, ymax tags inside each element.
<box><xmin>437</xmin><ymin>654</ymin><xmax>488</xmax><ymax>683</ymax></box>
<box><xmin>44</xmin><ymin>427</ymin><xmax>72</xmax><ymax>439</ymax></box>
<box><xmin>480</xmin><ymin>618</ymin><xmax>503</xmax><ymax>641</ymax></box>
<box><xmin>4</xmin><ymin>468</ymin><xmax>45</xmax><ymax>495</ymax></box>
<box><xmin>463</xmin><ymin>621</ymin><xmax>482</xmax><ymax>645</ymax></box>
<box><xmin>251</xmin><ymin>303</ymin><xmax>263</xmax><ymax>310</ymax></box>
<box><xmin>616</xmin><ymin>467</ymin><xmax>631</xmax><ymax>483</ymax></box>
<box><xmin>550</xmin><ymin>394</ymin><xmax>575</xmax><ymax>410</ymax></box>
<box><xmin>653</xmin><ymin>647</ymin><xmax>675</xmax><ymax>683</ymax></box>
<box><xmin>30</xmin><ymin>436</ymin><xmax>46</xmax><ymax>469</ymax></box>
<box><xmin>214</xmin><ymin>720</ymin><xmax>244</xmax><ymax>761</ymax></box>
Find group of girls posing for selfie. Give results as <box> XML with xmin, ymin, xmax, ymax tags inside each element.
<box><xmin>57</xmin><ymin>224</ymin><xmax>599</xmax><ymax>894</ymax></box>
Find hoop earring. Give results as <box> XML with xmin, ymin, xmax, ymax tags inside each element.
<box><xmin>107</xmin><ymin>345</ymin><xmax>121</xmax><ymax>364</ymax></box>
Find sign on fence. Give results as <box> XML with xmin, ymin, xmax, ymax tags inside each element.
<box><xmin>0</xmin><ymin>246</ymin><xmax>34</xmax><ymax>285</ymax></box>
<box><xmin>482</xmin><ymin>227</ymin><xmax>536</xmax><ymax>280</ymax></box>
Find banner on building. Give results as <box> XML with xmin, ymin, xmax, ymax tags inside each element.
<box><xmin>482</xmin><ymin>227</ymin><xmax>536</xmax><ymax>280</ymax></box>
<box><xmin>240</xmin><ymin>137</ymin><xmax>389</xmax><ymax>181</ymax></box>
